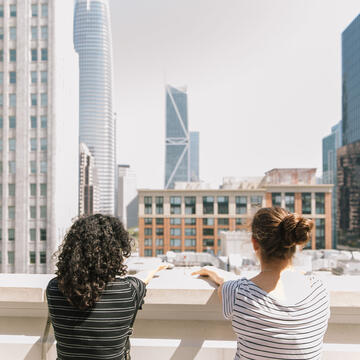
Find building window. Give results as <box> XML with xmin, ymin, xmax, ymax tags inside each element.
<box><xmin>30</xmin><ymin>251</ymin><xmax>36</xmax><ymax>264</ymax></box>
<box><xmin>315</xmin><ymin>219</ymin><xmax>325</xmax><ymax>249</ymax></box>
<box><xmin>32</xmin><ymin>4</ymin><xmax>38</xmax><ymax>17</ymax></box>
<box><xmin>218</xmin><ymin>228</ymin><xmax>228</xmax><ymax>235</ymax></box>
<box><xmin>156</xmin><ymin>238</ymin><xmax>164</xmax><ymax>246</ymax></box>
<box><xmin>9</xmin><ymin>71</ymin><xmax>16</xmax><ymax>84</ymax></box>
<box><xmin>0</xmin><ymin>139</ymin><xmax>2</xmax><ymax>152</ymax></box>
<box><xmin>9</xmin><ymin>27</ymin><xmax>16</xmax><ymax>40</ymax></box>
<box><xmin>272</xmin><ymin>193</ymin><xmax>282</xmax><ymax>207</ymax></box>
<box><xmin>40</xmin><ymin>206</ymin><xmax>47</xmax><ymax>219</ymax></box>
<box><xmin>218</xmin><ymin>218</ymin><xmax>229</xmax><ymax>225</ymax></box>
<box><xmin>0</xmin><ymin>94</ymin><xmax>3</xmax><ymax>107</ymax></box>
<box><xmin>217</xmin><ymin>196</ymin><xmax>229</xmax><ymax>214</ymax></box>
<box><xmin>31</xmin><ymin>116</ymin><xmax>37</xmax><ymax>128</ymax></box>
<box><xmin>40</xmin><ymin>184</ymin><xmax>47</xmax><ymax>197</ymax></box>
<box><xmin>251</xmin><ymin>196</ymin><xmax>263</xmax><ymax>206</ymax></box>
<box><xmin>236</xmin><ymin>218</ymin><xmax>246</xmax><ymax>225</ymax></box>
<box><xmin>8</xmin><ymin>206</ymin><xmax>15</xmax><ymax>219</ymax></box>
<box><xmin>41</xmin><ymin>93</ymin><xmax>48</xmax><ymax>106</ymax></box>
<box><xmin>30</xmin><ymin>206</ymin><xmax>36</xmax><ymax>219</ymax></box>
<box><xmin>41</xmin><ymin>71</ymin><xmax>47</xmax><ymax>83</ymax></box>
<box><xmin>31</xmin><ymin>94</ymin><xmax>37</xmax><ymax>106</ymax></box>
<box><xmin>155</xmin><ymin>218</ymin><xmax>163</xmax><ymax>225</ymax></box>
<box><xmin>144</xmin><ymin>228</ymin><xmax>152</xmax><ymax>236</ymax></box>
<box><xmin>10</xmin><ymin>4</ymin><xmax>16</xmax><ymax>17</ymax></box>
<box><xmin>30</xmin><ymin>161</ymin><xmax>37</xmax><ymax>174</ymax></box>
<box><xmin>203</xmin><ymin>239</ymin><xmax>214</xmax><ymax>247</ymax></box>
<box><xmin>0</xmin><ymin>27</ymin><xmax>3</xmax><ymax>40</ymax></box>
<box><xmin>203</xmin><ymin>218</ymin><xmax>214</xmax><ymax>226</ymax></box>
<box><xmin>31</xmin><ymin>49</ymin><xmax>37</xmax><ymax>61</ymax></box>
<box><xmin>40</xmin><ymin>138</ymin><xmax>47</xmax><ymax>151</ymax></box>
<box><xmin>8</xmin><ymin>184</ymin><xmax>15</xmax><ymax>196</ymax></box>
<box><xmin>170</xmin><ymin>228</ymin><xmax>181</xmax><ymax>236</ymax></box>
<box><xmin>8</xmin><ymin>228</ymin><xmax>15</xmax><ymax>241</ymax></box>
<box><xmin>236</xmin><ymin>196</ymin><xmax>247</xmax><ymax>214</ymax></box>
<box><xmin>30</xmin><ymin>229</ymin><xmax>36</xmax><ymax>241</ymax></box>
<box><xmin>185</xmin><ymin>228</ymin><xmax>196</xmax><ymax>236</ymax></box>
<box><xmin>185</xmin><ymin>196</ymin><xmax>196</xmax><ymax>214</ymax></box>
<box><xmin>0</xmin><ymin>5</ymin><xmax>3</xmax><ymax>17</ymax></box>
<box><xmin>31</xmin><ymin>26</ymin><xmax>38</xmax><ymax>40</ymax></box>
<box><xmin>185</xmin><ymin>218</ymin><xmax>196</xmax><ymax>225</ymax></box>
<box><xmin>40</xmin><ymin>161</ymin><xmax>47</xmax><ymax>173</ymax></box>
<box><xmin>41</xmin><ymin>4</ymin><xmax>48</xmax><ymax>17</ymax></box>
<box><xmin>285</xmin><ymin>193</ymin><xmax>295</xmax><ymax>213</ymax></box>
<box><xmin>9</xmin><ymin>94</ymin><xmax>16</xmax><ymax>107</ymax></box>
<box><xmin>155</xmin><ymin>196</ymin><xmax>163</xmax><ymax>214</ymax></box>
<box><xmin>144</xmin><ymin>196</ymin><xmax>152</xmax><ymax>214</ymax></box>
<box><xmin>156</xmin><ymin>249</ymin><xmax>164</xmax><ymax>255</ymax></box>
<box><xmin>8</xmin><ymin>251</ymin><xmax>14</xmax><ymax>264</ymax></box>
<box><xmin>170</xmin><ymin>239</ymin><xmax>181</xmax><ymax>247</ymax></box>
<box><xmin>185</xmin><ymin>239</ymin><xmax>196</xmax><ymax>247</ymax></box>
<box><xmin>40</xmin><ymin>229</ymin><xmax>46</xmax><ymax>241</ymax></box>
<box><xmin>9</xmin><ymin>49</ymin><xmax>16</xmax><ymax>62</ymax></box>
<box><xmin>30</xmin><ymin>138</ymin><xmax>37</xmax><ymax>151</ymax></box>
<box><xmin>31</xmin><ymin>71</ymin><xmax>37</xmax><ymax>84</ymax></box>
<box><xmin>144</xmin><ymin>238</ymin><xmax>152</xmax><ymax>247</ymax></box>
<box><xmin>156</xmin><ymin>228</ymin><xmax>163</xmax><ymax>236</ymax></box>
<box><xmin>9</xmin><ymin>161</ymin><xmax>16</xmax><ymax>174</ymax></box>
<box><xmin>9</xmin><ymin>138</ymin><xmax>15</xmax><ymax>151</ymax></box>
<box><xmin>203</xmin><ymin>196</ymin><xmax>214</xmax><ymax>214</ymax></box>
<box><xmin>170</xmin><ymin>196</ymin><xmax>181</xmax><ymax>214</ymax></box>
<box><xmin>41</xmin><ymin>115</ymin><xmax>47</xmax><ymax>128</ymax></box>
<box><xmin>0</xmin><ymin>162</ymin><xmax>2</xmax><ymax>174</ymax></box>
<box><xmin>0</xmin><ymin>50</ymin><xmax>3</xmax><ymax>63</ymax></box>
<box><xmin>144</xmin><ymin>249</ymin><xmax>152</xmax><ymax>257</ymax></box>
<box><xmin>0</xmin><ymin>72</ymin><xmax>3</xmax><ymax>84</ymax></box>
<box><xmin>170</xmin><ymin>218</ymin><xmax>181</xmax><ymax>225</ymax></box>
<box><xmin>203</xmin><ymin>228</ymin><xmax>214</xmax><ymax>236</ymax></box>
<box><xmin>40</xmin><ymin>251</ymin><xmax>46</xmax><ymax>264</ymax></box>
<box><xmin>41</xmin><ymin>26</ymin><xmax>48</xmax><ymax>40</ymax></box>
<box><xmin>30</xmin><ymin>183</ymin><xmax>36</xmax><ymax>196</ymax></box>
<box><xmin>41</xmin><ymin>48</ymin><xmax>48</xmax><ymax>61</ymax></box>
<box><xmin>144</xmin><ymin>218</ymin><xmax>152</xmax><ymax>225</ymax></box>
<box><xmin>315</xmin><ymin>193</ymin><xmax>325</xmax><ymax>214</ymax></box>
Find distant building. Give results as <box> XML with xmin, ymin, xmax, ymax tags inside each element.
<box><xmin>338</xmin><ymin>15</ymin><xmax>360</xmax><ymax>248</ymax></box>
<box><xmin>79</xmin><ymin>143</ymin><xmax>99</xmax><ymax>216</ymax></box>
<box><xmin>74</xmin><ymin>0</ymin><xmax>116</xmax><ymax>214</ymax></box>
<box><xmin>0</xmin><ymin>0</ymin><xmax>79</xmax><ymax>273</ymax></box>
<box><xmin>165</xmin><ymin>85</ymin><xmax>190</xmax><ymax>189</ymax></box>
<box><xmin>322</xmin><ymin>121</ymin><xmax>342</xmax><ymax>247</ymax></box>
<box><xmin>138</xmin><ymin>168</ymin><xmax>333</xmax><ymax>256</ymax></box>
<box><xmin>190</xmin><ymin>131</ymin><xmax>200</xmax><ymax>181</ymax></box>
<box><xmin>117</xmin><ymin>165</ymin><xmax>138</xmax><ymax>229</ymax></box>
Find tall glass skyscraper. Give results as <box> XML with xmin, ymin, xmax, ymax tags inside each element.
<box><xmin>74</xmin><ymin>0</ymin><xmax>115</xmax><ymax>214</ymax></box>
<box><xmin>165</xmin><ymin>85</ymin><xmax>190</xmax><ymax>189</ymax></box>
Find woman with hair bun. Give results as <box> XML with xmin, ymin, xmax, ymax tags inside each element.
<box><xmin>46</xmin><ymin>214</ymin><xmax>166</xmax><ymax>360</ymax></box>
<box><xmin>192</xmin><ymin>207</ymin><xmax>330</xmax><ymax>360</ymax></box>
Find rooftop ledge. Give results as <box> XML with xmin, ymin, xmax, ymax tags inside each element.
<box><xmin>0</xmin><ymin>271</ymin><xmax>360</xmax><ymax>359</ymax></box>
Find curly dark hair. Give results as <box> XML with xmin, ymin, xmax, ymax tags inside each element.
<box><xmin>56</xmin><ymin>214</ymin><xmax>132</xmax><ymax>310</ymax></box>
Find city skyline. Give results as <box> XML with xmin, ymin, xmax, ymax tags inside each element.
<box><xmin>109</xmin><ymin>0</ymin><xmax>360</xmax><ymax>189</ymax></box>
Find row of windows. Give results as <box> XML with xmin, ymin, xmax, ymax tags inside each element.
<box><xmin>144</xmin><ymin>227</ymin><xmax>229</xmax><ymax>237</ymax></box>
<box><xmin>271</xmin><ymin>192</ymin><xmax>325</xmax><ymax>214</ymax></box>
<box><xmin>144</xmin><ymin>217</ymin><xmax>246</xmax><ymax>226</ymax></box>
<box><xmin>0</xmin><ymin>205</ymin><xmax>47</xmax><ymax>220</ymax></box>
<box><xmin>31</xmin><ymin>26</ymin><xmax>48</xmax><ymax>40</ymax></box>
<box><xmin>144</xmin><ymin>239</ymin><xmax>215</xmax><ymax>248</ymax></box>
<box><xmin>0</xmin><ymin>115</ymin><xmax>48</xmax><ymax>129</ymax></box>
<box><xmin>0</xmin><ymin>251</ymin><xmax>47</xmax><ymax>265</ymax></box>
<box><xmin>0</xmin><ymin>3</ymin><xmax>48</xmax><ymax>18</ymax></box>
<box><xmin>0</xmin><ymin>70</ymin><xmax>48</xmax><ymax>84</ymax></box>
<box><xmin>0</xmin><ymin>48</ymin><xmax>48</xmax><ymax>62</ymax></box>
<box><xmin>0</xmin><ymin>228</ymin><xmax>46</xmax><ymax>242</ymax></box>
<box><xmin>0</xmin><ymin>183</ymin><xmax>47</xmax><ymax>197</ymax></box>
<box><xmin>0</xmin><ymin>160</ymin><xmax>48</xmax><ymax>174</ymax></box>
<box><xmin>0</xmin><ymin>92</ymin><xmax>48</xmax><ymax>107</ymax></box>
<box><xmin>0</xmin><ymin>137</ymin><xmax>47</xmax><ymax>152</ymax></box>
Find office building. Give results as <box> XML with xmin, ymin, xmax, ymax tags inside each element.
<box><xmin>322</xmin><ymin>121</ymin><xmax>342</xmax><ymax>247</ymax></box>
<box><xmin>165</xmin><ymin>85</ymin><xmax>190</xmax><ymax>189</ymax></box>
<box><xmin>139</xmin><ymin>168</ymin><xmax>332</xmax><ymax>256</ymax></box>
<box><xmin>117</xmin><ymin>165</ymin><xmax>138</xmax><ymax>229</ymax></box>
<box><xmin>0</xmin><ymin>0</ymin><xmax>79</xmax><ymax>273</ymax></box>
<box><xmin>190</xmin><ymin>131</ymin><xmax>199</xmax><ymax>182</ymax></box>
<box><xmin>79</xmin><ymin>143</ymin><xmax>99</xmax><ymax>216</ymax></box>
<box><xmin>74</xmin><ymin>0</ymin><xmax>115</xmax><ymax>214</ymax></box>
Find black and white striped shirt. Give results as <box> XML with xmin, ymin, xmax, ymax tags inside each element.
<box><xmin>222</xmin><ymin>276</ymin><xmax>330</xmax><ymax>360</ymax></box>
<box><xmin>46</xmin><ymin>276</ymin><xmax>146</xmax><ymax>360</ymax></box>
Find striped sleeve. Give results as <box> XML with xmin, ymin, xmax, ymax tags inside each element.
<box><xmin>127</xmin><ymin>276</ymin><xmax>147</xmax><ymax>309</ymax></box>
<box><xmin>222</xmin><ymin>279</ymin><xmax>241</xmax><ymax>319</ymax></box>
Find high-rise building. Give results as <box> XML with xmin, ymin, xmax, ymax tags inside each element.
<box><xmin>338</xmin><ymin>15</ymin><xmax>360</xmax><ymax>248</ymax></box>
<box><xmin>117</xmin><ymin>165</ymin><xmax>138</xmax><ymax>229</ymax></box>
<box><xmin>165</xmin><ymin>85</ymin><xmax>189</xmax><ymax>189</ymax></box>
<box><xmin>79</xmin><ymin>143</ymin><xmax>99</xmax><ymax>216</ymax></box>
<box><xmin>322</xmin><ymin>121</ymin><xmax>342</xmax><ymax>247</ymax></box>
<box><xmin>190</xmin><ymin>131</ymin><xmax>199</xmax><ymax>182</ymax></box>
<box><xmin>0</xmin><ymin>0</ymin><xmax>79</xmax><ymax>273</ymax></box>
<box><xmin>74</xmin><ymin>0</ymin><xmax>115</xmax><ymax>214</ymax></box>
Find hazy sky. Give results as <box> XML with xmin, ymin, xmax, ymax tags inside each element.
<box><xmin>109</xmin><ymin>0</ymin><xmax>360</xmax><ymax>189</ymax></box>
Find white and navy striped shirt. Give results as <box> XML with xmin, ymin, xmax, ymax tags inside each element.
<box><xmin>46</xmin><ymin>276</ymin><xmax>146</xmax><ymax>360</ymax></box>
<box><xmin>222</xmin><ymin>276</ymin><xmax>330</xmax><ymax>360</ymax></box>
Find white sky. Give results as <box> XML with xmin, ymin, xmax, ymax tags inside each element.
<box><xmin>109</xmin><ymin>0</ymin><xmax>360</xmax><ymax>189</ymax></box>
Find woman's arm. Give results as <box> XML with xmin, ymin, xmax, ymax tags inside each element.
<box><xmin>191</xmin><ymin>266</ymin><xmax>226</xmax><ymax>300</ymax></box>
<box><xmin>139</xmin><ymin>264</ymin><xmax>169</xmax><ymax>285</ymax></box>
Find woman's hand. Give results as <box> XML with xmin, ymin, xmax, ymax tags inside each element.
<box><xmin>191</xmin><ymin>266</ymin><xmax>225</xmax><ymax>286</ymax></box>
<box><xmin>143</xmin><ymin>263</ymin><xmax>169</xmax><ymax>285</ymax></box>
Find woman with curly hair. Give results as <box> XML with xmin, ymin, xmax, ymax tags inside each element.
<box><xmin>46</xmin><ymin>214</ymin><xmax>165</xmax><ymax>360</ymax></box>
